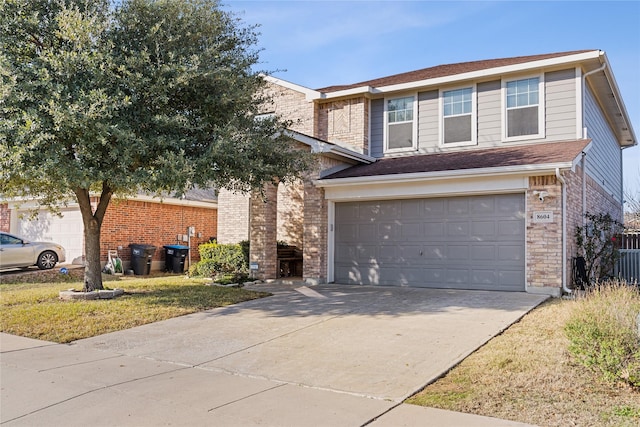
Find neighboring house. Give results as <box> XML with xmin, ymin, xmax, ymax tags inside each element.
<box><xmin>0</xmin><ymin>189</ymin><xmax>217</xmax><ymax>271</ymax></box>
<box><xmin>218</xmin><ymin>49</ymin><xmax>636</xmax><ymax>296</ymax></box>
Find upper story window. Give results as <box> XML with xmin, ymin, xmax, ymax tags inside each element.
<box><xmin>504</xmin><ymin>76</ymin><xmax>544</xmax><ymax>140</ymax></box>
<box><xmin>442</xmin><ymin>87</ymin><xmax>476</xmax><ymax>145</ymax></box>
<box><xmin>385</xmin><ymin>95</ymin><xmax>416</xmax><ymax>151</ymax></box>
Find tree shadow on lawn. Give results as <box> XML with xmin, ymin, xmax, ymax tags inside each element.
<box><xmin>123</xmin><ymin>284</ymin><xmax>270</xmax><ymax>311</ymax></box>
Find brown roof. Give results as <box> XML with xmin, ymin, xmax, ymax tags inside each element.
<box><xmin>317</xmin><ymin>50</ymin><xmax>594</xmax><ymax>93</ymax></box>
<box><xmin>323</xmin><ymin>140</ymin><xmax>591</xmax><ymax>180</ymax></box>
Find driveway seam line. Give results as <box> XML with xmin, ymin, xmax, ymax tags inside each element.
<box><xmin>1</xmin><ymin>365</ymin><xmax>192</xmax><ymax>424</ymax></box>
<box><xmin>206</xmin><ymin>383</ymin><xmax>287</xmax><ymax>412</ymax></box>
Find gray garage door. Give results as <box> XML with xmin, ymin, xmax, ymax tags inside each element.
<box><xmin>334</xmin><ymin>194</ymin><xmax>525</xmax><ymax>291</ymax></box>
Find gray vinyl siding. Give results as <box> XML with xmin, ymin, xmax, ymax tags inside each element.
<box><xmin>545</xmin><ymin>69</ymin><xmax>577</xmax><ymax>141</ymax></box>
<box><xmin>584</xmin><ymin>85</ymin><xmax>623</xmax><ymax>202</ymax></box>
<box><xmin>370</xmin><ymin>98</ymin><xmax>384</xmax><ymax>158</ymax></box>
<box><xmin>417</xmin><ymin>90</ymin><xmax>439</xmax><ymax>151</ymax></box>
<box><xmin>477</xmin><ymin>80</ymin><xmax>501</xmax><ymax>144</ymax></box>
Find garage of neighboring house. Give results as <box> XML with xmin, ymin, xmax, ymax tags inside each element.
<box><xmin>14</xmin><ymin>207</ymin><xmax>86</xmax><ymax>265</ymax></box>
<box><xmin>333</xmin><ymin>193</ymin><xmax>526</xmax><ymax>291</ymax></box>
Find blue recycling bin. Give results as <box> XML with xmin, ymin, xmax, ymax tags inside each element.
<box><xmin>164</xmin><ymin>245</ymin><xmax>190</xmax><ymax>273</ymax></box>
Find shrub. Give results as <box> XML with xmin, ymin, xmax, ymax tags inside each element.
<box><xmin>565</xmin><ymin>280</ymin><xmax>640</xmax><ymax>388</ymax></box>
<box><xmin>190</xmin><ymin>241</ymin><xmax>247</xmax><ymax>278</ymax></box>
<box><xmin>574</xmin><ymin>212</ymin><xmax>624</xmax><ymax>284</ymax></box>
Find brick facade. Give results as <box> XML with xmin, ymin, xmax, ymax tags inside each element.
<box><xmin>249</xmin><ymin>184</ymin><xmax>278</xmax><ymax>280</ymax></box>
<box><xmin>216</xmin><ymin>190</ymin><xmax>250</xmax><ymax>244</ymax></box>
<box><xmin>526</xmin><ymin>175</ymin><xmax>563</xmax><ymax>293</ymax></box>
<box><xmin>0</xmin><ymin>203</ymin><xmax>9</xmax><ymax>232</ymax></box>
<box><xmin>264</xmin><ymin>82</ymin><xmax>315</xmax><ymax>136</ymax></box>
<box><xmin>317</xmin><ymin>97</ymin><xmax>369</xmax><ymax>154</ymax></box>
<box><xmin>100</xmin><ymin>199</ymin><xmax>217</xmax><ymax>269</ymax></box>
<box><xmin>277</xmin><ymin>179</ymin><xmax>304</xmax><ymax>247</ymax></box>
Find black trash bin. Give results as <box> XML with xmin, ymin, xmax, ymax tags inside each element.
<box><xmin>164</xmin><ymin>245</ymin><xmax>190</xmax><ymax>273</ymax></box>
<box><xmin>129</xmin><ymin>244</ymin><xmax>156</xmax><ymax>275</ymax></box>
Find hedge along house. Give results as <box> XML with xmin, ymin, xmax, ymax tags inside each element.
<box><xmin>1</xmin><ymin>188</ymin><xmax>217</xmax><ymax>271</ymax></box>
<box><xmin>219</xmin><ymin>50</ymin><xmax>636</xmax><ymax>296</ymax></box>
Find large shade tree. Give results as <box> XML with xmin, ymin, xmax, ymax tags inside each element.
<box><xmin>0</xmin><ymin>0</ymin><xmax>310</xmax><ymax>290</ymax></box>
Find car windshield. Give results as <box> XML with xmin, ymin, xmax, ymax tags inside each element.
<box><xmin>0</xmin><ymin>234</ymin><xmax>23</xmax><ymax>245</ymax></box>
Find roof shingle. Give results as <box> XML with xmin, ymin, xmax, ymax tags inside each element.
<box><xmin>323</xmin><ymin>140</ymin><xmax>591</xmax><ymax>180</ymax></box>
<box><xmin>316</xmin><ymin>50</ymin><xmax>594</xmax><ymax>93</ymax></box>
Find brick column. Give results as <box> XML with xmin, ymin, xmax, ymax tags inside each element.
<box><xmin>249</xmin><ymin>184</ymin><xmax>278</xmax><ymax>280</ymax></box>
<box><xmin>303</xmin><ymin>180</ymin><xmax>327</xmax><ymax>284</ymax></box>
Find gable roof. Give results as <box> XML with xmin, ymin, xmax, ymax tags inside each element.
<box><xmin>321</xmin><ymin>140</ymin><xmax>591</xmax><ymax>181</ymax></box>
<box><xmin>316</xmin><ymin>50</ymin><xmax>594</xmax><ymax>93</ymax></box>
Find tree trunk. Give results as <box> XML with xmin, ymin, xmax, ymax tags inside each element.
<box><xmin>74</xmin><ymin>184</ymin><xmax>113</xmax><ymax>292</ymax></box>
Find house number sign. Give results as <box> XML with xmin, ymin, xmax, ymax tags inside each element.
<box><xmin>533</xmin><ymin>211</ymin><xmax>553</xmax><ymax>223</ymax></box>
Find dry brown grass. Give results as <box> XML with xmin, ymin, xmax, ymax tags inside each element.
<box><xmin>407</xmin><ymin>298</ymin><xmax>640</xmax><ymax>426</ymax></box>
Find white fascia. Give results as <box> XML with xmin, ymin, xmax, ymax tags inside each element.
<box><xmin>126</xmin><ymin>194</ymin><xmax>218</xmax><ymax>209</ymax></box>
<box><xmin>7</xmin><ymin>195</ymin><xmax>218</xmax><ymax>210</ymax></box>
<box><xmin>321</xmin><ymin>51</ymin><xmax>602</xmax><ymax>99</ymax></box>
<box><xmin>284</xmin><ymin>130</ymin><xmax>376</xmax><ymax>164</ymax></box>
<box><xmin>315</xmin><ymin>162</ymin><xmax>576</xmax><ymax>189</ymax></box>
<box><xmin>263</xmin><ymin>75</ymin><xmax>323</xmax><ymax>101</ymax></box>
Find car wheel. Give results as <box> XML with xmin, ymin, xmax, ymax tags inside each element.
<box><xmin>37</xmin><ymin>251</ymin><xmax>58</xmax><ymax>270</ymax></box>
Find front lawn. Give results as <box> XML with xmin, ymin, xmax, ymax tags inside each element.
<box><xmin>0</xmin><ymin>271</ymin><xmax>269</xmax><ymax>343</ymax></box>
<box><xmin>407</xmin><ymin>286</ymin><xmax>640</xmax><ymax>427</ymax></box>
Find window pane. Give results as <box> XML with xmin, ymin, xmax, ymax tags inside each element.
<box><xmin>444</xmin><ymin>115</ymin><xmax>472</xmax><ymax>143</ymax></box>
<box><xmin>388</xmin><ymin>96</ymin><xmax>413</xmax><ymax>123</ymax></box>
<box><xmin>507</xmin><ymin>106</ymin><xmax>538</xmax><ymax>137</ymax></box>
<box><xmin>388</xmin><ymin>122</ymin><xmax>413</xmax><ymax>149</ymax></box>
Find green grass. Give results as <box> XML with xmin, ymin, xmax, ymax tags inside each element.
<box><xmin>0</xmin><ymin>272</ymin><xmax>269</xmax><ymax>343</ymax></box>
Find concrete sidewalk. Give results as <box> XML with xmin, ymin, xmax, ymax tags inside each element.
<box><xmin>1</xmin><ymin>284</ymin><xmax>543</xmax><ymax>426</ymax></box>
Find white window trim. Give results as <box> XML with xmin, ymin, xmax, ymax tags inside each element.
<box><xmin>384</xmin><ymin>93</ymin><xmax>418</xmax><ymax>153</ymax></box>
<box><xmin>439</xmin><ymin>84</ymin><xmax>477</xmax><ymax>148</ymax></box>
<box><xmin>501</xmin><ymin>74</ymin><xmax>545</xmax><ymax>142</ymax></box>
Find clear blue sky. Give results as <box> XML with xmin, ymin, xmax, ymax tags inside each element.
<box><xmin>224</xmin><ymin>0</ymin><xmax>640</xmax><ymax>205</ymax></box>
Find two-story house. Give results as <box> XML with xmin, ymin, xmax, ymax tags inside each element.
<box><xmin>217</xmin><ymin>50</ymin><xmax>636</xmax><ymax>296</ymax></box>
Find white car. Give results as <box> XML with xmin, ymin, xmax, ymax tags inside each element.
<box><xmin>0</xmin><ymin>232</ymin><xmax>66</xmax><ymax>270</ymax></box>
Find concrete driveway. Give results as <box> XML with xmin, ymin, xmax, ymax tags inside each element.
<box><xmin>78</xmin><ymin>283</ymin><xmax>546</xmax><ymax>400</ymax></box>
<box><xmin>1</xmin><ymin>284</ymin><xmax>546</xmax><ymax>426</ymax></box>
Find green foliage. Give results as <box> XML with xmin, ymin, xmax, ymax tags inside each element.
<box><xmin>0</xmin><ymin>0</ymin><xmax>311</xmax><ymax>289</ymax></box>
<box><xmin>565</xmin><ymin>281</ymin><xmax>640</xmax><ymax>388</ymax></box>
<box><xmin>191</xmin><ymin>241</ymin><xmax>247</xmax><ymax>277</ymax></box>
<box><xmin>575</xmin><ymin>212</ymin><xmax>625</xmax><ymax>283</ymax></box>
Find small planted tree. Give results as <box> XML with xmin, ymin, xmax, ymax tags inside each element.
<box><xmin>574</xmin><ymin>212</ymin><xmax>625</xmax><ymax>284</ymax></box>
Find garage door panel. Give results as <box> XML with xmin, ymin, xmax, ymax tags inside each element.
<box><xmin>469</xmin><ymin>197</ymin><xmax>495</xmax><ymax>214</ymax></box>
<box><xmin>471</xmin><ymin>221</ymin><xmax>495</xmax><ymax>237</ymax></box>
<box><xmin>447</xmin><ymin>222</ymin><xmax>469</xmax><ymax>237</ymax></box>
<box><xmin>335</xmin><ymin>223</ymin><xmax>357</xmax><ymax>242</ymax></box>
<box><xmin>498</xmin><ymin>245</ymin><xmax>524</xmax><ymax>262</ymax></box>
<box><xmin>423</xmin><ymin>199</ymin><xmax>445</xmax><ymax>214</ymax></box>
<box><xmin>498</xmin><ymin>220</ymin><xmax>524</xmax><ymax>238</ymax></box>
<box><xmin>447</xmin><ymin>245</ymin><xmax>469</xmax><ymax>261</ymax></box>
<box><xmin>334</xmin><ymin>194</ymin><xmax>525</xmax><ymax>291</ymax></box>
<box><xmin>400</xmin><ymin>200</ymin><xmax>421</xmax><ymax>218</ymax></box>
<box><xmin>424</xmin><ymin>222</ymin><xmax>445</xmax><ymax>237</ymax></box>
<box><xmin>471</xmin><ymin>245</ymin><xmax>495</xmax><ymax>261</ymax></box>
<box><xmin>446</xmin><ymin>269</ymin><xmax>470</xmax><ymax>284</ymax></box>
<box><xmin>401</xmin><ymin>222</ymin><xmax>423</xmax><ymax>240</ymax></box>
